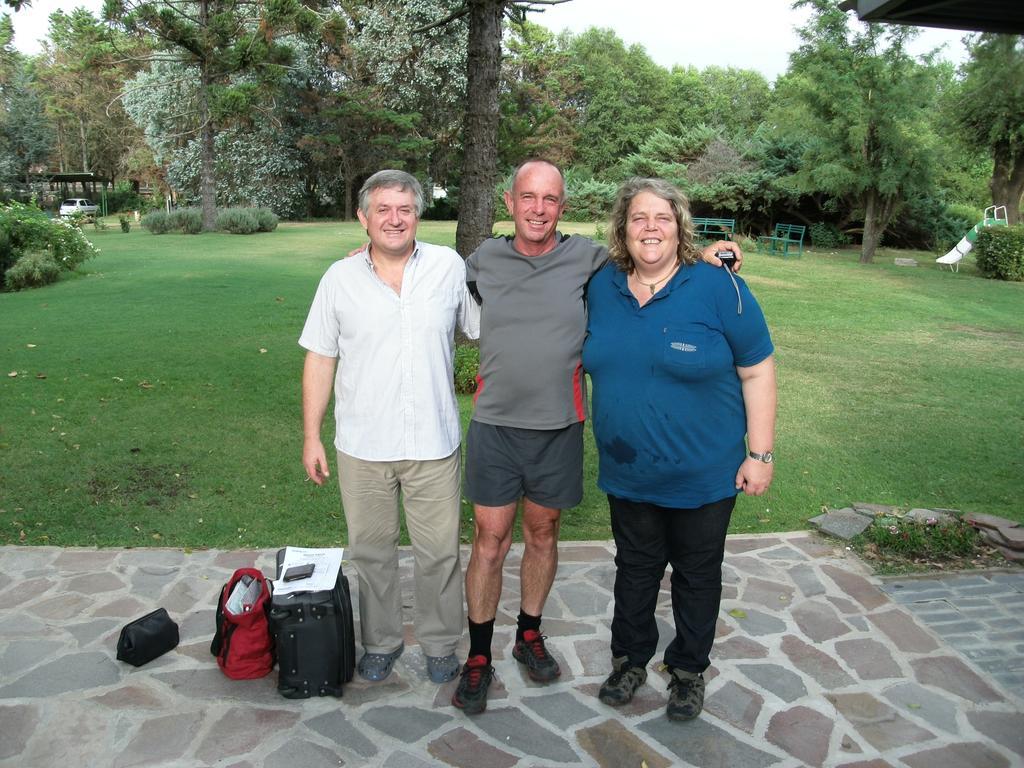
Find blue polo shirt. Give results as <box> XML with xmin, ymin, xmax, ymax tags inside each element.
<box><xmin>582</xmin><ymin>261</ymin><xmax>774</xmax><ymax>508</ymax></box>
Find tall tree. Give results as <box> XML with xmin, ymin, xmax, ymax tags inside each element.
<box><xmin>951</xmin><ymin>34</ymin><xmax>1024</xmax><ymax>225</ymax></box>
<box><xmin>350</xmin><ymin>0</ymin><xmax>467</xmax><ymax>190</ymax></box>
<box><xmin>103</xmin><ymin>0</ymin><xmax>321</xmax><ymax>230</ymax></box>
<box><xmin>417</xmin><ymin>0</ymin><xmax>569</xmax><ymax>258</ymax></box>
<box><xmin>781</xmin><ymin>0</ymin><xmax>940</xmax><ymax>263</ymax></box>
<box><xmin>565</xmin><ymin>27</ymin><xmax>673</xmax><ymax>175</ymax></box>
<box><xmin>0</xmin><ymin>17</ymin><xmax>52</xmax><ymax>184</ymax></box>
<box><xmin>37</xmin><ymin>9</ymin><xmax>147</xmax><ymax>184</ymax></box>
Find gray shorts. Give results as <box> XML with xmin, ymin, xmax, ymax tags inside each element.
<box><xmin>464</xmin><ymin>420</ymin><xmax>584</xmax><ymax>509</ymax></box>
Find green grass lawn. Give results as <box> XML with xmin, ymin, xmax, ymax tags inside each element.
<box><xmin>2</xmin><ymin>220</ymin><xmax>1022</xmax><ymax>549</ymax></box>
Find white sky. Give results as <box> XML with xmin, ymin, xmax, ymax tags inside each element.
<box><xmin>533</xmin><ymin>0</ymin><xmax>969</xmax><ymax>81</ymax></box>
<box><xmin>9</xmin><ymin>0</ymin><xmax>971</xmax><ymax>80</ymax></box>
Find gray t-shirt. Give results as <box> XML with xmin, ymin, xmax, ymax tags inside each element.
<box><xmin>466</xmin><ymin>234</ymin><xmax>608</xmax><ymax>430</ymax></box>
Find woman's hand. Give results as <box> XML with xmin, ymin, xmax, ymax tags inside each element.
<box><xmin>735</xmin><ymin>457</ymin><xmax>773</xmax><ymax>496</ymax></box>
<box><xmin>700</xmin><ymin>241</ymin><xmax>742</xmax><ymax>272</ymax></box>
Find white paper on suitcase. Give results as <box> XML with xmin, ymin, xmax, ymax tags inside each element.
<box><xmin>273</xmin><ymin>546</ymin><xmax>344</xmax><ymax>595</ymax></box>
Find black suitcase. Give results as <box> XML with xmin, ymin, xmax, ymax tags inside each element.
<box><xmin>269</xmin><ymin>548</ymin><xmax>356</xmax><ymax>698</ymax></box>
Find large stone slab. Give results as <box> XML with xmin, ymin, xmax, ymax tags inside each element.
<box><xmin>703</xmin><ymin>680</ymin><xmax>763</xmax><ymax>733</ymax></box>
<box><xmin>737</xmin><ymin>663</ymin><xmax>807</xmax><ymax>703</ymax></box>
<box><xmin>827</xmin><ymin>693</ymin><xmax>934</xmax><ymax>751</ymax></box>
<box><xmin>195</xmin><ymin>707</ymin><xmax>301</xmax><ymax>763</ymax></box>
<box><xmin>521</xmin><ymin>690</ymin><xmax>599</xmax><ymax>730</ymax></box>
<box><xmin>767</xmin><ymin>705</ymin><xmax>833</xmax><ymax>767</ymax></box>
<box><xmin>427</xmin><ymin>727</ymin><xmax>517</xmax><ymax>768</ymax></box>
<box><xmin>305</xmin><ymin>710</ymin><xmax>379</xmax><ymax>758</ymax></box>
<box><xmin>822</xmin><ymin>565</ymin><xmax>889</xmax><ymax>610</ymax></box>
<box><xmin>834</xmin><ymin>638</ymin><xmax>902</xmax><ymax>680</ymax></box>
<box><xmin>789</xmin><ymin>563</ymin><xmax>826</xmax><ymax>597</ymax></box>
<box><xmin>363</xmin><ymin>705</ymin><xmax>452</xmax><ymax>744</ymax></box>
<box><xmin>555</xmin><ymin>581</ymin><xmax>613</xmax><ymax>618</ymax></box>
<box><xmin>112</xmin><ymin>711</ymin><xmax>205</xmax><ymax>768</ymax></box>
<box><xmin>711</xmin><ymin>636</ymin><xmax>769</xmax><ymax>660</ymax></box>
<box><xmin>264</xmin><ymin>739</ymin><xmax>346</xmax><ymax>768</ymax></box>
<box><xmin>576</xmin><ymin>719</ymin><xmax>673</xmax><ymax>768</ymax></box>
<box><xmin>810</xmin><ymin>508</ymin><xmax>872</xmax><ymax>540</ymax></box>
<box><xmin>0</xmin><ymin>703</ymin><xmax>39</xmax><ymax>760</ymax></box>
<box><xmin>882</xmin><ymin>681</ymin><xmax>959</xmax><ymax>735</ymax></box>
<box><xmin>966</xmin><ymin>711</ymin><xmax>1024</xmax><ymax>758</ymax></box>
<box><xmin>0</xmin><ymin>651</ymin><xmax>120</xmax><ymax>698</ymax></box>
<box><xmin>900</xmin><ymin>742</ymin><xmax>1010</xmax><ymax>768</ymax></box>
<box><xmin>791</xmin><ymin>600</ymin><xmax>852</xmax><ymax>642</ymax></box>
<box><xmin>470</xmin><ymin>707</ymin><xmax>579</xmax><ymax>763</ymax></box>
<box><xmin>910</xmin><ymin>656</ymin><xmax>1003</xmax><ymax>703</ymax></box>
<box><xmin>741</xmin><ymin>577</ymin><xmax>794</xmax><ymax>614</ymax></box>
<box><xmin>781</xmin><ymin>635</ymin><xmax>856</xmax><ymax>689</ymax></box>
<box><xmin>638</xmin><ymin>714</ymin><xmax>779</xmax><ymax>767</ymax></box>
<box><xmin>866</xmin><ymin>609</ymin><xmax>940</xmax><ymax>653</ymax></box>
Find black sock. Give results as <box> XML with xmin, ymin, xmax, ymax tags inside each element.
<box><xmin>516</xmin><ymin>610</ymin><xmax>541</xmax><ymax>643</ymax></box>
<box><xmin>468</xmin><ymin>618</ymin><xmax>495</xmax><ymax>664</ymax></box>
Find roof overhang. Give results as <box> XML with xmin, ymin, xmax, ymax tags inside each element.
<box><xmin>838</xmin><ymin>0</ymin><xmax>1024</xmax><ymax>35</ymax></box>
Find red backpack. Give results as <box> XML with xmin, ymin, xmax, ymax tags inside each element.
<box><xmin>210</xmin><ymin>568</ymin><xmax>275</xmax><ymax>679</ymax></box>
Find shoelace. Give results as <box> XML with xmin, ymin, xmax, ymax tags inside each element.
<box><xmin>462</xmin><ymin>658</ymin><xmax>489</xmax><ymax>689</ymax></box>
<box><xmin>523</xmin><ymin>634</ymin><xmax>550</xmax><ymax>659</ymax></box>
<box><xmin>669</xmin><ymin>675</ymin><xmax>695</xmax><ymax>695</ymax></box>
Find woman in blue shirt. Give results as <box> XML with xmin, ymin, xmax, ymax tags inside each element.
<box><xmin>582</xmin><ymin>177</ymin><xmax>777</xmax><ymax>722</ymax></box>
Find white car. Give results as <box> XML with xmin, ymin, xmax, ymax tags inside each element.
<box><xmin>59</xmin><ymin>198</ymin><xmax>99</xmax><ymax>218</ymax></box>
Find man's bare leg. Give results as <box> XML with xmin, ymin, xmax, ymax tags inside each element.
<box><xmin>509</xmin><ymin>497</ymin><xmax>562</xmax><ymax>682</ymax></box>
<box><xmin>520</xmin><ymin>498</ymin><xmax>561</xmax><ymax>615</ymax></box>
<box><xmin>465</xmin><ymin>502</ymin><xmax>517</xmax><ymax>623</ymax></box>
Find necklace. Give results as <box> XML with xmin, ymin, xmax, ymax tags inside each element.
<box><xmin>632</xmin><ymin>259</ymin><xmax>680</xmax><ymax>295</ymax></box>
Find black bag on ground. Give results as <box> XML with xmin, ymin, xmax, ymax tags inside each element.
<box><xmin>268</xmin><ymin>548</ymin><xmax>355</xmax><ymax>698</ymax></box>
<box><xmin>117</xmin><ymin>608</ymin><xmax>179</xmax><ymax>667</ymax></box>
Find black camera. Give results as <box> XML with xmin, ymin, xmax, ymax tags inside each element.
<box><xmin>716</xmin><ymin>250</ymin><xmax>736</xmax><ymax>268</ymax></box>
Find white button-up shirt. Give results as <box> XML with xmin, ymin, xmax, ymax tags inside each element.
<box><xmin>299</xmin><ymin>241</ymin><xmax>480</xmax><ymax>462</ymax></box>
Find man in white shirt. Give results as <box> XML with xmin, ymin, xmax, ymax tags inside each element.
<box><xmin>300</xmin><ymin>170</ymin><xmax>479</xmax><ymax>684</ymax></box>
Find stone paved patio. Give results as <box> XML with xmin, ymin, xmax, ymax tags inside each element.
<box><xmin>1</xmin><ymin>534</ymin><xmax>1022</xmax><ymax>767</ymax></box>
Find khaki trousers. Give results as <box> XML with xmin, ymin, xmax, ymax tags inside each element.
<box><xmin>336</xmin><ymin>449</ymin><xmax>464</xmax><ymax>657</ymax></box>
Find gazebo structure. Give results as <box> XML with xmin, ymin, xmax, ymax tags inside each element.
<box><xmin>838</xmin><ymin>0</ymin><xmax>1024</xmax><ymax>34</ymax></box>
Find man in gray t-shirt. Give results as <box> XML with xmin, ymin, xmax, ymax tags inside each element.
<box><xmin>451</xmin><ymin>159</ymin><xmax>741</xmax><ymax>715</ymax></box>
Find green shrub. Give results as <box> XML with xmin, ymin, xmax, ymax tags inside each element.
<box><xmin>975</xmin><ymin>225</ymin><xmax>1024</xmax><ymax>281</ymax></box>
<box><xmin>119</xmin><ymin>216</ymin><xmax>131</xmax><ymax>233</ymax></box>
<box><xmin>104</xmin><ymin>181</ymin><xmax>145</xmax><ymax>215</ymax></box>
<box><xmin>855</xmin><ymin>516</ymin><xmax>979</xmax><ymax>559</ymax></box>
<box><xmin>5</xmin><ymin>250</ymin><xmax>61</xmax><ymax>290</ymax></box>
<box><xmin>454</xmin><ymin>345</ymin><xmax>479</xmax><ymax>394</ymax></box>
<box><xmin>0</xmin><ymin>201</ymin><xmax>98</xmax><ymax>288</ymax></box>
<box><xmin>255</xmin><ymin>208</ymin><xmax>279</xmax><ymax>232</ymax></box>
<box><xmin>168</xmin><ymin>208</ymin><xmax>203</xmax><ymax>234</ymax></box>
<box><xmin>809</xmin><ymin>222</ymin><xmax>851</xmax><ymax>248</ymax></box>
<box><xmin>216</xmin><ymin>208</ymin><xmax>259</xmax><ymax>234</ymax></box>
<box><xmin>562</xmin><ymin>176</ymin><xmax>619</xmax><ymax>223</ymax></box>
<box><xmin>141</xmin><ymin>210</ymin><xmax>172</xmax><ymax>234</ymax></box>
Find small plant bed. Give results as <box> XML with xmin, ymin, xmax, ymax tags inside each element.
<box><xmin>851</xmin><ymin>512</ymin><xmax>1012</xmax><ymax>575</ymax></box>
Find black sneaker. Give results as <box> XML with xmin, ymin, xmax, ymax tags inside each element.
<box><xmin>512</xmin><ymin>629</ymin><xmax>561</xmax><ymax>682</ymax></box>
<box><xmin>666</xmin><ymin>667</ymin><xmax>705</xmax><ymax>721</ymax></box>
<box><xmin>598</xmin><ymin>656</ymin><xmax>647</xmax><ymax>706</ymax></box>
<box><xmin>451</xmin><ymin>655</ymin><xmax>494</xmax><ymax>715</ymax></box>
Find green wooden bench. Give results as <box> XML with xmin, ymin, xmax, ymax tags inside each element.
<box><xmin>758</xmin><ymin>223</ymin><xmax>806</xmax><ymax>257</ymax></box>
<box><xmin>692</xmin><ymin>217</ymin><xmax>735</xmax><ymax>243</ymax></box>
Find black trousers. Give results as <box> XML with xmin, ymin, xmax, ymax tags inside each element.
<box><xmin>608</xmin><ymin>494</ymin><xmax>735</xmax><ymax>673</ymax></box>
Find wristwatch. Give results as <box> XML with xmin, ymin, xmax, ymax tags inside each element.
<box><xmin>748</xmin><ymin>450</ymin><xmax>774</xmax><ymax>464</ymax></box>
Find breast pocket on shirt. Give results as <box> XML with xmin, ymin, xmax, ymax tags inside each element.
<box><xmin>411</xmin><ymin>289</ymin><xmax>458</xmax><ymax>335</ymax></box>
<box><xmin>662</xmin><ymin>325</ymin><xmax>707</xmax><ymax>370</ymax></box>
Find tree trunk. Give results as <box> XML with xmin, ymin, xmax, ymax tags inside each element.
<box><xmin>78</xmin><ymin>117</ymin><xmax>88</xmax><ymax>172</ymax></box>
<box><xmin>455</xmin><ymin>0</ymin><xmax>504</xmax><ymax>259</ymax></box>
<box><xmin>861</xmin><ymin>190</ymin><xmax>881</xmax><ymax>264</ymax></box>
<box><xmin>860</xmin><ymin>189</ymin><xmax>898</xmax><ymax>263</ymax></box>
<box><xmin>991</xmin><ymin>146</ymin><xmax>1024</xmax><ymax>226</ymax></box>
<box><xmin>198</xmin><ymin>0</ymin><xmax>217</xmax><ymax>231</ymax></box>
